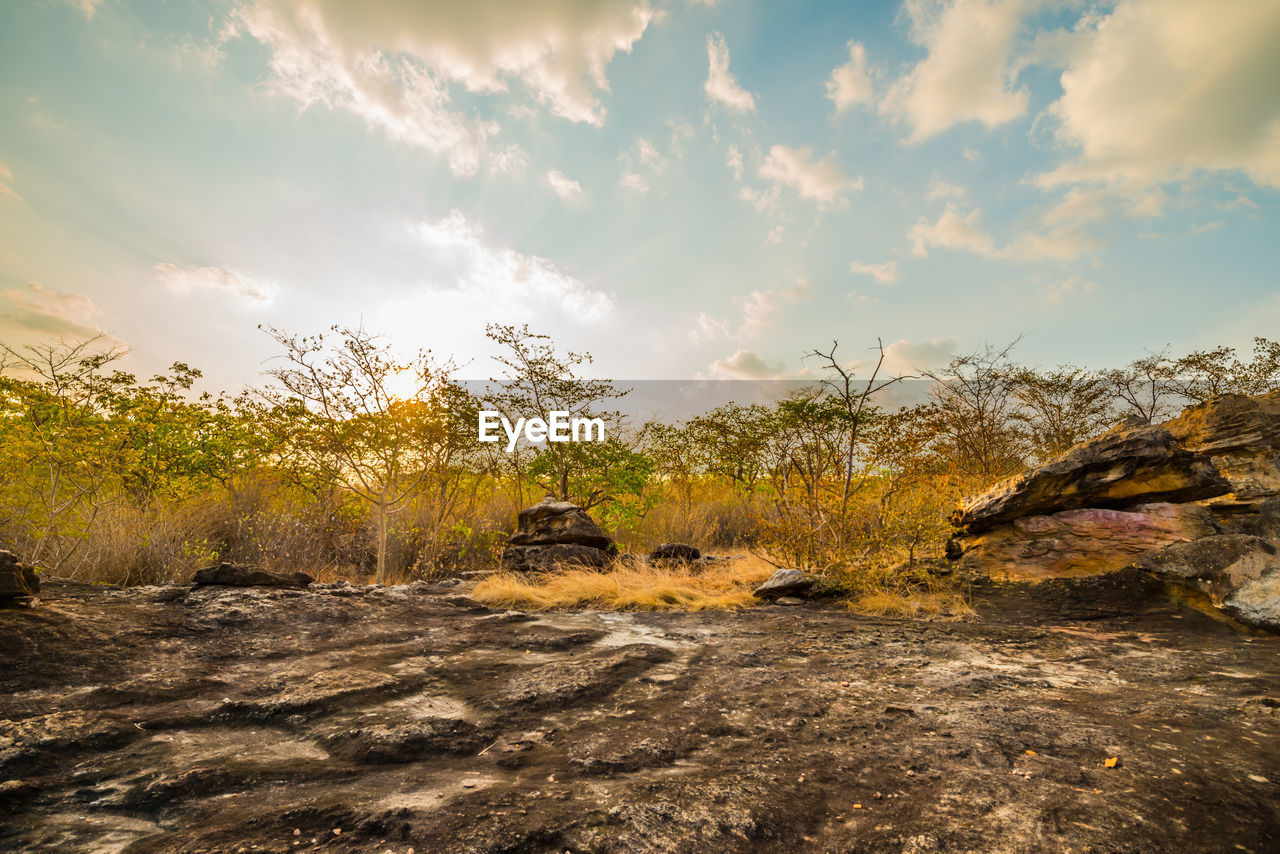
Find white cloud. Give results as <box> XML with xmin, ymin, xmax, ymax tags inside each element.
<box><xmin>963</xmin><ymin>147</ymin><xmax>982</xmax><ymax>162</ymax></box>
<box><xmin>488</xmin><ymin>143</ymin><xmax>528</xmax><ymax>176</ymax></box>
<box><xmin>882</xmin><ymin>337</ymin><xmax>957</xmax><ymax>373</ymax></box>
<box><xmin>154</xmin><ymin>263</ymin><xmax>277</xmax><ymax>306</ymax></box>
<box><xmin>0</xmin><ymin>164</ymin><xmax>20</xmax><ymax>202</ymax></box>
<box><xmin>414</xmin><ymin>210</ymin><xmax>613</xmax><ymax>322</ymax></box>
<box><xmin>738</xmin><ymin>278</ymin><xmax>810</xmax><ymax>338</ymax></box>
<box><xmin>911</xmin><ymin>204</ymin><xmax>1098</xmax><ymax>260</ymax></box>
<box><xmin>882</xmin><ymin>0</ymin><xmax>1038</xmax><ymax>142</ymax></box>
<box><xmin>691</xmin><ymin>277</ymin><xmax>811</xmax><ymax>342</ymax></box>
<box><xmin>910</xmin><ymin>205</ymin><xmax>995</xmax><ymax>257</ymax></box>
<box><xmin>618</xmin><ymin>172</ymin><xmax>649</xmax><ymax>193</ymax></box>
<box><xmin>758</xmin><ymin>145</ymin><xmax>862</xmax><ymax>208</ymax></box>
<box><xmin>925</xmin><ymin>179</ymin><xmax>965</xmax><ymax>201</ymax></box>
<box><xmin>1221</xmin><ymin>194</ymin><xmax>1259</xmax><ymax>211</ymax></box>
<box><xmin>636</xmin><ymin>138</ymin><xmax>666</xmax><ymax>171</ymax></box>
<box><xmin>230</xmin><ymin>0</ymin><xmax>656</xmax><ymax>174</ymax></box>
<box><xmin>0</xmin><ymin>282</ymin><xmax>111</xmax><ymax>345</ymax></box>
<box><xmin>67</xmin><ymin>0</ymin><xmax>102</xmax><ymax>18</ymax></box>
<box><xmin>849</xmin><ymin>260</ymin><xmax>899</xmax><ymax>284</ymax></box>
<box><xmin>726</xmin><ymin>145</ymin><xmax>743</xmax><ymax>181</ymax></box>
<box><xmin>706</xmin><ymin>348</ymin><xmax>787</xmax><ymax>380</ymax></box>
<box><xmin>826</xmin><ymin>40</ymin><xmax>873</xmax><ymax>111</ymax></box>
<box><xmin>1044</xmin><ymin>277</ymin><xmax>1096</xmax><ymax>303</ymax></box>
<box><xmin>765</xmin><ymin>224</ymin><xmax>784</xmax><ymax>244</ymax></box>
<box><xmin>547</xmin><ymin>169</ymin><xmax>584</xmax><ymax>201</ymax></box>
<box><xmin>1038</xmin><ymin>0</ymin><xmax>1280</xmax><ymax>192</ymax></box>
<box><xmin>704</xmin><ymin>32</ymin><xmax>756</xmax><ymax>112</ymax></box>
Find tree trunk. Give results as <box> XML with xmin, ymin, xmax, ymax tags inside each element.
<box><xmin>376</xmin><ymin>500</ymin><xmax>389</xmax><ymax>585</ymax></box>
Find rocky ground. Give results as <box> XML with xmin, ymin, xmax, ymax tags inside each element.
<box><xmin>2</xmin><ymin>576</ymin><xmax>1278</xmax><ymax>854</ymax></box>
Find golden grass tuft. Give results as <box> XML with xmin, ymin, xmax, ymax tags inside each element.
<box><xmin>848</xmin><ymin>588</ymin><xmax>976</xmax><ymax>620</ymax></box>
<box><xmin>471</xmin><ymin>554</ymin><xmax>777</xmax><ymax>612</ymax></box>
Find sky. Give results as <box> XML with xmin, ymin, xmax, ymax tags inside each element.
<box><xmin>0</xmin><ymin>0</ymin><xmax>1277</xmax><ymax>393</ymax></box>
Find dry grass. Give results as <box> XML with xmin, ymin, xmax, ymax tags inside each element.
<box><xmin>848</xmin><ymin>588</ymin><xmax>976</xmax><ymax>620</ymax></box>
<box><xmin>471</xmin><ymin>554</ymin><xmax>777</xmax><ymax>612</ymax></box>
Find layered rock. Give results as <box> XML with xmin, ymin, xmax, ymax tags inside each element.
<box><xmin>502</xmin><ymin>497</ymin><xmax>612</xmax><ymax>573</ymax></box>
<box><xmin>953</xmin><ymin>420</ymin><xmax>1229</xmax><ymax>535</ymax></box>
<box><xmin>0</xmin><ymin>551</ymin><xmax>39</xmax><ymax>607</ymax></box>
<box><xmin>948</xmin><ymin>393</ymin><xmax>1280</xmax><ymax>629</ymax></box>
<box><xmin>1163</xmin><ymin>392</ymin><xmax>1280</xmax><ymax>513</ymax></box>
<box><xmin>955</xmin><ymin>503</ymin><xmax>1218</xmax><ymax>581</ymax></box>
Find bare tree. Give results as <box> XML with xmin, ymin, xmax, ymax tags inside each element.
<box><xmin>803</xmin><ymin>338</ymin><xmax>910</xmax><ymax>516</ymax></box>
<box><xmin>1010</xmin><ymin>365</ymin><xmax>1115</xmax><ymax>462</ymax></box>
<box><xmin>924</xmin><ymin>340</ymin><xmax>1026</xmax><ymax>481</ymax></box>
<box><xmin>1101</xmin><ymin>350</ymin><xmax>1176</xmax><ymax>422</ymax></box>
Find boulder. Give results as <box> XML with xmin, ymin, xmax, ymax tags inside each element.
<box><xmin>508</xmin><ymin>497</ymin><xmax>610</xmax><ymax>549</ymax></box>
<box><xmin>502</xmin><ymin>497</ymin><xmax>613</xmax><ymax>573</ymax></box>
<box><xmin>191</xmin><ymin>563</ymin><xmax>313</xmax><ymax>588</ymax></box>
<box><xmin>0</xmin><ymin>551</ymin><xmax>39</xmax><ymax>606</ymax></box>
<box><xmin>501</xmin><ymin>543</ymin><xmax>609</xmax><ymax>574</ymax></box>
<box><xmin>1163</xmin><ymin>392</ymin><xmax>1280</xmax><ymax>511</ymax></box>
<box><xmin>1136</xmin><ymin>534</ymin><xmax>1280</xmax><ymax>629</ymax></box>
<box><xmin>953</xmin><ymin>420</ymin><xmax>1230</xmax><ymax>535</ymax></box>
<box><xmin>752</xmin><ymin>569</ymin><xmax>814</xmax><ymax>599</ymax></box>
<box><xmin>951</xmin><ymin>503</ymin><xmax>1219</xmax><ymax>580</ymax></box>
<box><xmin>649</xmin><ymin>543</ymin><xmax>701</xmax><ymax>563</ymax></box>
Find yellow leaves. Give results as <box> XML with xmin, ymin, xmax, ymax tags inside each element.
<box><xmin>1104</xmin><ymin>756</ymin><xmax>1119</xmax><ymax>768</ymax></box>
<box><xmin>1025</xmin><ymin>749</ymin><xmax>1037</xmax><ymax>756</ymax></box>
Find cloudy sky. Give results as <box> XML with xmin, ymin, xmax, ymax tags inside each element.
<box><xmin>1</xmin><ymin>0</ymin><xmax>1277</xmax><ymax>390</ymax></box>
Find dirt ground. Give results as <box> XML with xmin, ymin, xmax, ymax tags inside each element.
<box><xmin>1</xmin><ymin>573</ymin><xmax>1277</xmax><ymax>854</ymax></box>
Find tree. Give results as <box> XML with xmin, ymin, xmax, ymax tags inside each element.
<box><xmin>1169</xmin><ymin>337</ymin><xmax>1280</xmax><ymax>403</ymax></box>
<box><xmin>803</xmin><ymin>338</ymin><xmax>908</xmax><ymax>517</ymax></box>
<box><xmin>258</xmin><ymin>325</ymin><xmax>463</xmax><ymax>584</ymax></box>
<box><xmin>924</xmin><ymin>340</ymin><xmax>1027</xmax><ymax>481</ymax></box>
<box><xmin>484</xmin><ymin>323</ymin><xmax>631</xmax><ymax>508</ymax></box>
<box><xmin>1010</xmin><ymin>365</ymin><xmax>1115</xmax><ymax>462</ymax></box>
<box><xmin>0</xmin><ymin>337</ymin><xmax>129</xmax><ymax>571</ymax></box>
<box><xmin>1101</xmin><ymin>350</ymin><xmax>1177</xmax><ymax>422</ymax></box>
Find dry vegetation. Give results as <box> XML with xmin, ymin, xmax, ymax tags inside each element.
<box><xmin>471</xmin><ymin>555</ymin><xmax>777</xmax><ymax>612</ymax></box>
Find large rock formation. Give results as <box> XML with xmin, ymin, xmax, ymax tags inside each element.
<box><xmin>502</xmin><ymin>497</ymin><xmax>612</xmax><ymax>573</ymax></box>
<box><xmin>948</xmin><ymin>394</ymin><xmax>1280</xmax><ymax>629</ymax></box>
<box><xmin>952</xmin><ymin>419</ymin><xmax>1229</xmax><ymax>535</ymax></box>
<box><xmin>0</xmin><ymin>551</ymin><xmax>39</xmax><ymax>607</ymax></box>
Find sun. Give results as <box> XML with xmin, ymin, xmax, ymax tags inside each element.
<box><xmin>385</xmin><ymin>367</ymin><xmax>423</xmax><ymax>402</ymax></box>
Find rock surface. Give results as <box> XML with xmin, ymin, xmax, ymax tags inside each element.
<box><xmin>191</xmin><ymin>563</ymin><xmax>313</xmax><ymax>588</ymax></box>
<box><xmin>1136</xmin><ymin>534</ymin><xmax>1280</xmax><ymax>629</ymax></box>
<box><xmin>753</xmin><ymin>568</ymin><xmax>814</xmax><ymax>599</ymax></box>
<box><xmin>953</xmin><ymin>420</ymin><xmax>1230</xmax><ymax>535</ymax></box>
<box><xmin>649</xmin><ymin>542</ymin><xmax>702</xmax><ymax>562</ymax></box>
<box><xmin>502</xmin><ymin>497</ymin><xmax>612</xmax><ymax>573</ymax></box>
<box><xmin>1164</xmin><ymin>392</ymin><xmax>1280</xmax><ymax>511</ymax></box>
<box><xmin>949</xmin><ymin>393</ymin><xmax>1280</xmax><ymax>629</ymax></box>
<box><xmin>0</xmin><ymin>578</ymin><xmax>1276</xmax><ymax>853</ymax></box>
<box><xmin>0</xmin><ymin>550</ymin><xmax>40</xmax><ymax>606</ymax></box>
<box><xmin>955</xmin><ymin>503</ymin><xmax>1218</xmax><ymax>580</ymax></box>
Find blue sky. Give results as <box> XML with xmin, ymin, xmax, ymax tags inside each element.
<box><xmin>0</xmin><ymin>0</ymin><xmax>1277</xmax><ymax>391</ymax></box>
